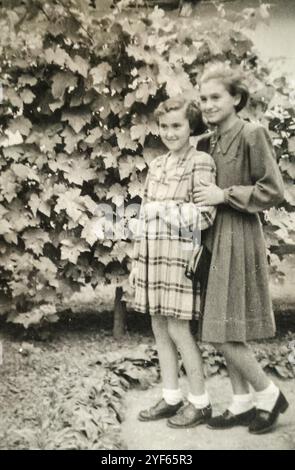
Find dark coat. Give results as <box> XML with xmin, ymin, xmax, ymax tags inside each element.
<box><xmin>197</xmin><ymin>119</ymin><xmax>284</xmax><ymax>343</ymax></box>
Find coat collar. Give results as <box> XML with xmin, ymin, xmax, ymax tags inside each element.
<box><xmin>214</xmin><ymin>118</ymin><xmax>245</xmax><ymax>155</ymax></box>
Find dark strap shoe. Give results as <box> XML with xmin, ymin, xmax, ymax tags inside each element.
<box><xmin>207</xmin><ymin>407</ymin><xmax>256</xmax><ymax>429</ymax></box>
<box><xmin>167</xmin><ymin>402</ymin><xmax>212</xmax><ymax>428</ymax></box>
<box><xmin>138</xmin><ymin>398</ymin><xmax>183</xmax><ymax>422</ymax></box>
<box><xmin>248</xmin><ymin>391</ymin><xmax>289</xmax><ymax>435</ymax></box>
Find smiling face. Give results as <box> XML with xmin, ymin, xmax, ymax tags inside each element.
<box><xmin>200</xmin><ymin>79</ymin><xmax>241</xmax><ymax>130</ymax></box>
<box><xmin>158</xmin><ymin>108</ymin><xmax>191</xmax><ymax>154</ymax></box>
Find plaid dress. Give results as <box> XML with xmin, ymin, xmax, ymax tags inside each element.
<box><xmin>133</xmin><ymin>146</ymin><xmax>216</xmax><ymax>320</ymax></box>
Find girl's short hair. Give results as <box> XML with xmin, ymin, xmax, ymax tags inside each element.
<box><xmin>155</xmin><ymin>97</ymin><xmax>207</xmax><ymax>135</ymax></box>
<box><xmin>200</xmin><ymin>62</ymin><xmax>249</xmax><ymax>112</ymax></box>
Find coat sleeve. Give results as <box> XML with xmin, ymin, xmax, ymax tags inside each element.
<box><xmin>223</xmin><ymin>125</ymin><xmax>285</xmax><ymax>213</ymax></box>
<box><xmin>192</xmin><ymin>152</ymin><xmax>217</xmax><ymax>230</ymax></box>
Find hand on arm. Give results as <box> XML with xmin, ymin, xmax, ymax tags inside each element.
<box><xmin>193</xmin><ymin>179</ymin><xmax>225</xmax><ymax>206</ymax></box>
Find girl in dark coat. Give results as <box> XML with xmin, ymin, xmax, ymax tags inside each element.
<box><xmin>195</xmin><ymin>62</ymin><xmax>288</xmax><ymax>434</ymax></box>
<box><xmin>129</xmin><ymin>97</ymin><xmax>216</xmax><ymax>427</ymax></box>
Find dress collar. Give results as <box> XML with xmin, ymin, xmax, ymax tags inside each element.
<box><xmin>213</xmin><ymin>118</ymin><xmax>245</xmax><ymax>155</ymax></box>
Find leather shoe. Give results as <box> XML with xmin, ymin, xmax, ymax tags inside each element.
<box><xmin>248</xmin><ymin>391</ymin><xmax>289</xmax><ymax>434</ymax></box>
<box><xmin>138</xmin><ymin>398</ymin><xmax>183</xmax><ymax>422</ymax></box>
<box><xmin>167</xmin><ymin>402</ymin><xmax>212</xmax><ymax>428</ymax></box>
<box><xmin>207</xmin><ymin>408</ymin><xmax>256</xmax><ymax>429</ymax></box>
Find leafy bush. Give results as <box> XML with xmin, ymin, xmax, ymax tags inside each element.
<box><xmin>0</xmin><ymin>0</ymin><xmax>294</xmax><ymax>326</ymax></box>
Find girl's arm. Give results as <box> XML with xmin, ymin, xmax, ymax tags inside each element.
<box><xmin>192</xmin><ymin>153</ymin><xmax>217</xmax><ymax>229</ymax></box>
<box><xmin>223</xmin><ymin>125</ymin><xmax>284</xmax><ymax>213</ymax></box>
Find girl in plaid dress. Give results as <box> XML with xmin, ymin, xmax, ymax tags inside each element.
<box><xmin>195</xmin><ymin>62</ymin><xmax>288</xmax><ymax>434</ymax></box>
<box><xmin>129</xmin><ymin>97</ymin><xmax>216</xmax><ymax>428</ymax></box>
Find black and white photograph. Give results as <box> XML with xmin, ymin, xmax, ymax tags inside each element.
<box><xmin>0</xmin><ymin>0</ymin><xmax>294</xmax><ymax>453</ymax></box>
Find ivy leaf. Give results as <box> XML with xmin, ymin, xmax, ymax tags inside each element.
<box><xmin>22</xmin><ymin>230</ymin><xmax>51</xmax><ymax>257</ymax></box>
<box><xmin>4</xmin><ymin>231</ymin><xmax>18</xmax><ymax>245</ymax></box>
<box><xmin>94</xmin><ymin>144</ymin><xmax>120</xmax><ymax>169</ymax></box>
<box><xmin>11</xmin><ymin>163</ymin><xmax>40</xmax><ymax>182</ymax></box>
<box><xmin>52</xmin><ymin>71</ymin><xmax>78</xmax><ymax>99</ymax></box>
<box><xmin>6</xmin><ymin>200</ymin><xmax>40</xmax><ymax>232</ymax></box>
<box><xmin>60</xmin><ymin>237</ymin><xmax>90</xmax><ymax>264</ymax></box>
<box><xmin>169</xmin><ymin>44</ymin><xmax>197</xmax><ymax>66</ymax></box>
<box><xmin>130</xmin><ymin>123</ymin><xmax>146</xmax><ymax>145</ymax></box>
<box><xmin>35</xmin><ymin>256</ymin><xmax>58</xmax><ymax>287</ymax></box>
<box><xmin>54</xmin><ymin>188</ymin><xmax>86</xmax><ymax>222</ymax></box>
<box><xmin>134</xmin><ymin>155</ymin><xmax>147</xmax><ymax>172</ymax></box>
<box><xmin>118</xmin><ymin>156</ymin><xmax>134</xmax><ymax>180</ymax></box>
<box><xmin>80</xmin><ymin>195</ymin><xmax>99</xmax><ymax>215</ymax></box>
<box><xmin>63</xmin><ymin>159</ymin><xmax>97</xmax><ymax>186</ymax></box>
<box><xmin>48</xmin><ymin>153</ymin><xmax>72</xmax><ymax>174</ymax></box>
<box><xmin>7</xmin><ymin>117</ymin><xmax>32</xmax><ymax>137</ymax></box>
<box><xmin>135</xmin><ymin>83</ymin><xmax>150</xmax><ymax>105</ymax></box>
<box><xmin>39</xmin><ymin>133</ymin><xmax>62</xmax><ymax>154</ymax></box>
<box><xmin>28</xmin><ymin>193</ymin><xmax>51</xmax><ymax>217</ymax></box>
<box><xmin>124</xmin><ymin>91</ymin><xmax>136</xmax><ymax>109</ymax></box>
<box><xmin>1</xmin><ymin>129</ymin><xmax>23</xmax><ymax>147</ymax></box>
<box><xmin>116</xmin><ymin>129</ymin><xmax>138</xmax><ymax>151</ymax></box>
<box><xmin>109</xmin><ymin>97</ymin><xmax>125</xmax><ymax>116</ymax></box>
<box><xmin>5</xmin><ymin>88</ymin><xmax>23</xmax><ymax>109</ymax></box>
<box><xmin>0</xmin><ymin>204</ymin><xmax>8</xmax><ymax>218</ymax></box>
<box><xmin>94</xmin><ymin>183</ymin><xmax>108</xmax><ymax>200</ymax></box>
<box><xmin>81</xmin><ymin>217</ymin><xmax>107</xmax><ymax>245</ymax></box>
<box><xmin>106</xmin><ymin>183</ymin><xmax>127</xmax><ymax>207</ymax></box>
<box><xmin>70</xmin><ymin>55</ymin><xmax>89</xmax><ymax>78</ymax></box>
<box><xmin>18</xmin><ymin>74</ymin><xmax>38</xmax><ymax>87</ymax></box>
<box><xmin>0</xmin><ymin>219</ymin><xmax>13</xmax><ymax>236</ymax></box>
<box><xmin>44</xmin><ymin>46</ymin><xmax>71</xmax><ymax>67</ymax></box>
<box><xmin>62</xmin><ymin>109</ymin><xmax>92</xmax><ymax>133</ymax></box>
<box><xmin>128</xmin><ymin>179</ymin><xmax>142</xmax><ymax>199</ymax></box>
<box><xmin>2</xmin><ymin>145</ymin><xmax>24</xmax><ymax>162</ymax></box>
<box><xmin>0</xmin><ymin>169</ymin><xmax>20</xmax><ymax>202</ymax></box>
<box><xmin>158</xmin><ymin>61</ymin><xmax>192</xmax><ymax>96</ymax></box>
<box><xmin>85</xmin><ymin>126</ymin><xmax>103</xmax><ymax>145</ymax></box>
<box><xmin>49</xmin><ymin>98</ymin><xmax>65</xmax><ymax>112</ymax></box>
<box><xmin>90</xmin><ymin>63</ymin><xmax>112</xmax><ymax>87</ymax></box>
<box><xmin>61</xmin><ymin>126</ymin><xmax>84</xmax><ymax>154</ymax></box>
<box><xmin>20</xmin><ymin>88</ymin><xmax>35</xmax><ymax>104</ymax></box>
<box><xmin>111</xmin><ymin>241</ymin><xmax>131</xmax><ymax>263</ymax></box>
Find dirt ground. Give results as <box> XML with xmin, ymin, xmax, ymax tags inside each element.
<box><xmin>0</xmin><ymin>319</ymin><xmax>294</xmax><ymax>450</ymax></box>
<box><xmin>122</xmin><ymin>375</ymin><xmax>295</xmax><ymax>450</ymax></box>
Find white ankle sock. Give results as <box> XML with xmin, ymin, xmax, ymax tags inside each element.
<box><xmin>162</xmin><ymin>388</ymin><xmax>183</xmax><ymax>406</ymax></box>
<box><xmin>228</xmin><ymin>393</ymin><xmax>253</xmax><ymax>415</ymax></box>
<box><xmin>187</xmin><ymin>391</ymin><xmax>210</xmax><ymax>409</ymax></box>
<box><xmin>255</xmin><ymin>382</ymin><xmax>280</xmax><ymax>412</ymax></box>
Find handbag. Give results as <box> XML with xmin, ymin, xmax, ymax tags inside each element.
<box><xmin>185</xmin><ymin>245</ymin><xmax>211</xmax><ymax>282</ymax></box>
<box><xmin>185</xmin><ymin>243</ymin><xmax>211</xmax><ymax>316</ymax></box>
